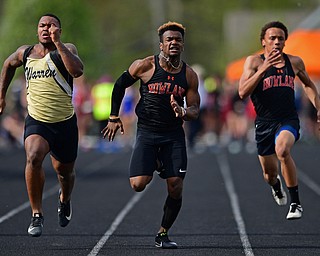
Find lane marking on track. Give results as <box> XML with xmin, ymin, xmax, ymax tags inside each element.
<box><xmin>88</xmin><ymin>191</ymin><xmax>145</xmax><ymax>256</ymax></box>
<box><xmin>0</xmin><ymin>184</ymin><xmax>59</xmax><ymax>224</ymax></box>
<box><xmin>298</xmin><ymin>169</ymin><xmax>320</xmax><ymax>196</ymax></box>
<box><xmin>0</xmin><ymin>155</ymin><xmax>117</xmax><ymax>224</ymax></box>
<box><xmin>216</xmin><ymin>153</ymin><xmax>255</xmax><ymax>256</ymax></box>
<box><xmin>0</xmin><ymin>151</ymin><xmax>147</xmax><ymax>255</ymax></box>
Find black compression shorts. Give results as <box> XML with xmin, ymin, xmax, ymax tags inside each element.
<box><xmin>24</xmin><ymin>114</ymin><xmax>78</xmax><ymax>163</ymax></box>
<box><xmin>129</xmin><ymin>127</ymin><xmax>187</xmax><ymax>179</ymax></box>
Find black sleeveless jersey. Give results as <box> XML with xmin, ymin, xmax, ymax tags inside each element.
<box><xmin>135</xmin><ymin>55</ymin><xmax>188</xmax><ymax>132</ymax></box>
<box><xmin>250</xmin><ymin>53</ymin><xmax>298</xmax><ymax>121</ymax></box>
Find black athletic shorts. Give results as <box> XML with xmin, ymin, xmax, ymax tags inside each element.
<box><xmin>24</xmin><ymin>114</ymin><xmax>78</xmax><ymax>163</ymax></box>
<box><xmin>129</xmin><ymin>127</ymin><xmax>187</xmax><ymax>179</ymax></box>
<box><xmin>255</xmin><ymin>117</ymin><xmax>300</xmax><ymax>156</ymax></box>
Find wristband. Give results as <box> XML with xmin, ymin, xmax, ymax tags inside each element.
<box><xmin>108</xmin><ymin>117</ymin><xmax>120</xmax><ymax>123</ymax></box>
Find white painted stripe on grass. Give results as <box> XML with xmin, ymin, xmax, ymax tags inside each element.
<box><xmin>217</xmin><ymin>153</ymin><xmax>254</xmax><ymax>256</ymax></box>
<box><xmin>88</xmin><ymin>191</ymin><xmax>145</xmax><ymax>256</ymax></box>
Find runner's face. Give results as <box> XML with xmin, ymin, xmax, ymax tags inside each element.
<box><xmin>37</xmin><ymin>16</ymin><xmax>61</xmax><ymax>44</ymax></box>
<box><xmin>160</xmin><ymin>30</ymin><xmax>184</xmax><ymax>57</ymax></box>
<box><xmin>262</xmin><ymin>27</ymin><xmax>286</xmax><ymax>53</ymax></box>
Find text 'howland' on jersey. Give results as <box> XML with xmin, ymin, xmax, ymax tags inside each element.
<box><xmin>148</xmin><ymin>82</ymin><xmax>186</xmax><ymax>97</ymax></box>
<box><xmin>263</xmin><ymin>75</ymin><xmax>294</xmax><ymax>91</ymax></box>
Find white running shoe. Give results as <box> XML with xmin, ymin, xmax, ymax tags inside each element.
<box><xmin>286</xmin><ymin>203</ymin><xmax>303</xmax><ymax>220</ymax></box>
<box><xmin>271</xmin><ymin>175</ymin><xmax>287</xmax><ymax>206</ymax></box>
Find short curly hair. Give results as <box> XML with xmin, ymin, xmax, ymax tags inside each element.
<box><xmin>158</xmin><ymin>21</ymin><xmax>185</xmax><ymax>42</ymax></box>
<box><xmin>260</xmin><ymin>21</ymin><xmax>288</xmax><ymax>42</ymax></box>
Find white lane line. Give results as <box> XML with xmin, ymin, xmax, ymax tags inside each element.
<box><xmin>298</xmin><ymin>169</ymin><xmax>320</xmax><ymax>196</ymax></box>
<box><xmin>0</xmin><ymin>155</ymin><xmax>116</xmax><ymax>224</ymax></box>
<box><xmin>0</xmin><ymin>184</ymin><xmax>59</xmax><ymax>224</ymax></box>
<box><xmin>217</xmin><ymin>153</ymin><xmax>254</xmax><ymax>256</ymax></box>
<box><xmin>1</xmin><ymin>151</ymin><xmax>146</xmax><ymax>255</ymax></box>
<box><xmin>0</xmin><ymin>201</ymin><xmax>30</xmax><ymax>224</ymax></box>
<box><xmin>88</xmin><ymin>191</ymin><xmax>145</xmax><ymax>256</ymax></box>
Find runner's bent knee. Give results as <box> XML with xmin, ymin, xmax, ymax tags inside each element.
<box><xmin>130</xmin><ymin>176</ymin><xmax>152</xmax><ymax>192</ymax></box>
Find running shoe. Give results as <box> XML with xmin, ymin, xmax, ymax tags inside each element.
<box><xmin>286</xmin><ymin>203</ymin><xmax>303</xmax><ymax>220</ymax></box>
<box><xmin>28</xmin><ymin>213</ymin><xmax>44</xmax><ymax>237</ymax></box>
<box><xmin>155</xmin><ymin>231</ymin><xmax>177</xmax><ymax>249</ymax></box>
<box><xmin>271</xmin><ymin>175</ymin><xmax>287</xmax><ymax>206</ymax></box>
<box><xmin>58</xmin><ymin>190</ymin><xmax>72</xmax><ymax>227</ymax></box>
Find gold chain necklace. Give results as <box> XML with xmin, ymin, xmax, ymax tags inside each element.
<box><xmin>159</xmin><ymin>52</ymin><xmax>182</xmax><ymax>70</ymax></box>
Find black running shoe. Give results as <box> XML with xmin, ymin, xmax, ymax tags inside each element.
<box><xmin>28</xmin><ymin>213</ymin><xmax>44</xmax><ymax>237</ymax></box>
<box><xmin>58</xmin><ymin>191</ymin><xmax>72</xmax><ymax>227</ymax></box>
<box><xmin>155</xmin><ymin>231</ymin><xmax>177</xmax><ymax>249</ymax></box>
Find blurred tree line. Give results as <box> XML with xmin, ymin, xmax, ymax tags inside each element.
<box><xmin>0</xmin><ymin>0</ymin><xmax>318</xmax><ymax>83</ymax></box>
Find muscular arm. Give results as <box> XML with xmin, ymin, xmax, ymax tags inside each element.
<box><xmin>102</xmin><ymin>57</ymin><xmax>153</xmax><ymax>141</ymax></box>
<box><xmin>109</xmin><ymin>57</ymin><xmax>153</xmax><ymax>118</ymax></box>
<box><xmin>238</xmin><ymin>55</ymin><xmax>264</xmax><ymax>99</ymax></box>
<box><xmin>49</xmin><ymin>24</ymin><xmax>83</xmax><ymax>78</ymax></box>
<box><xmin>291</xmin><ymin>55</ymin><xmax>320</xmax><ymax>122</ymax></box>
<box><xmin>0</xmin><ymin>46</ymin><xmax>27</xmax><ymax>114</ymax></box>
<box><xmin>128</xmin><ymin>56</ymin><xmax>154</xmax><ymax>82</ymax></box>
<box><xmin>54</xmin><ymin>42</ymin><xmax>83</xmax><ymax>78</ymax></box>
<box><xmin>183</xmin><ymin>66</ymin><xmax>200</xmax><ymax>121</ymax></box>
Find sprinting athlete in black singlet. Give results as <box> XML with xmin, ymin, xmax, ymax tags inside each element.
<box><xmin>102</xmin><ymin>21</ymin><xmax>200</xmax><ymax>249</ymax></box>
<box><xmin>239</xmin><ymin>21</ymin><xmax>320</xmax><ymax>220</ymax></box>
<box><xmin>135</xmin><ymin>54</ymin><xmax>188</xmax><ymax>132</ymax></box>
<box><xmin>252</xmin><ymin>53</ymin><xmax>300</xmax><ymax>156</ymax></box>
<box><xmin>251</xmin><ymin>53</ymin><xmax>297</xmax><ymax>121</ymax></box>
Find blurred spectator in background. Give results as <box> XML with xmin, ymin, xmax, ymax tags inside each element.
<box><xmin>73</xmin><ymin>75</ymin><xmax>93</xmax><ymax>150</ymax></box>
<box><xmin>185</xmin><ymin>64</ymin><xmax>206</xmax><ymax>151</ymax></box>
<box><xmin>0</xmin><ymin>75</ymin><xmax>26</xmax><ymax>147</ymax></box>
<box><xmin>118</xmin><ymin>85</ymin><xmax>138</xmax><ymax>149</ymax></box>
<box><xmin>91</xmin><ymin>75</ymin><xmax>113</xmax><ymax>132</ymax></box>
<box><xmin>296</xmin><ymin>79</ymin><xmax>320</xmax><ymax>143</ymax></box>
<box><xmin>224</xmin><ymin>92</ymin><xmax>255</xmax><ymax>153</ymax></box>
<box><xmin>91</xmin><ymin>75</ymin><xmax>115</xmax><ymax>152</ymax></box>
<box><xmin>201</xmin><ymin>75</ymin><xmax>223</xmax><ymax>149</ymax></box>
